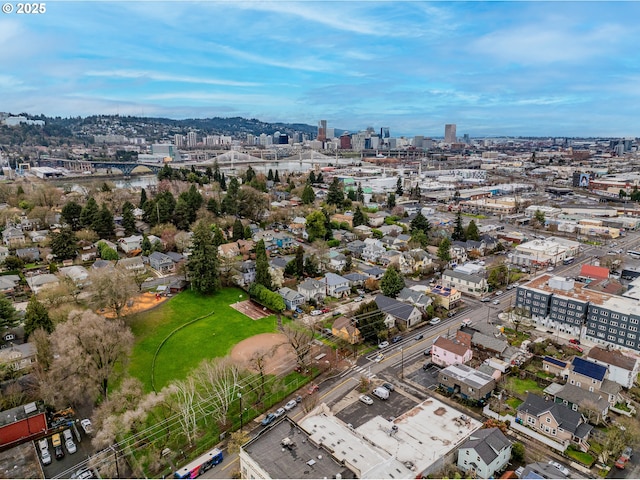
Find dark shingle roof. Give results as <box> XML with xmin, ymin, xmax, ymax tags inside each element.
<box><xmin>375</xmin><ymin>294</ymin><xmax>416</xmax><ymax>322</ymax></box>
<box><xmin>460</xmin><ymin>428</ymin><xmax>511</xmax><ymax>465</ymax></box>
<box><xmin>543</xmin><ymin>356</ymin><xmax>568</xmax><ymax>368</ymax></box>
<box><xmin>572</xmin><ymin>357</ymin><xmax>607</xmax><ymax>382</ymax></box>
<box><xmin>516</xmin><ymin>393</ymin><xmax>585</xmax><ymax>436</ymax></box>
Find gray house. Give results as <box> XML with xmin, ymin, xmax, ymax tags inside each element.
<box><xmin>297</xmin><ymin>278</ymin><xmax>325</xmax><ymax>303</ymax></box>
<box><xmin>16</xmin><ymin>247</ymin><xmax>40</xmax><ymax>262</ymax></box>
<box><xmin>278</xmin><ymin>287</ymin><xmax>305</xmax><ymax>310</ymax></box>
<box><xmin>148</xmin><ymin>252</ymin><xmax>175</xmax><ymax>274</ymax></box>
<box><xmin>457</xmin><ymin>427</ymin><xmax>512</xmax><ymax>479</ymax></box>
<box><xmin>438</xmin><ymin>363</ymin><xmax>496</xmax><ymax>404</ymax></box>
<box><xmin>375</xmin><ymin>294</ymin><xmax>423</xmax><ymax>329</ymax></box>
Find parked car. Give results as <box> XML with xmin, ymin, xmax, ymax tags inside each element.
<box><xmin>567</xmin><ymin>343</ymin><xmax>583</xmax><ymax>353</ymax></box>
<box><xmin>481</xmin><ymin>297</ymin><xmax>491</xmax><ymax>302</ymax></box>
<box><xmin>372</xmin><ymin>386</ymin><xmax>390</xmax><ymax>400</ymax></box>
<box><xmin>382</xmin><ymin>382</ymin><xmax>395</xmax><ymax>392</ymax></box>
<box><xmin>322</xmin><ymin>328</ymin><xmax>333</xmax><ymax>336</ymax></box>
<box><xmin>391</xmin><ymin>335</ymin><xmax>402</xmax><ymax>343</ymax></box>
<box><xmin>569</xmin><ymin>338</ymin><xmax>581</xmax><ymax>345</ymax></box>
<box><xmin>424</xmin><ymin>346</ymin><xmax>432</xmax><ymax>356</ymax></box>
<box><xmin>38</xmin><ymin>439</ymin><xmax>51</xmax><ymax>466</ymax></box>
<box><xmin>295</xmin><ymin>307</ymin><xmax>303</xmax><ymax>314</ymax></box>
<box><xmin>374</xmin><ymin>353</ymin><xmax>384</xmax><ymax>362</ymax></box>
<box><xmin>359</xmin><ymin>395</ymin><xmax>374</xmax><ymax>405</ymax></box>
<box><xmin>429</xmin><ymin>317</ymin><xmax>441</xmax><ymax>325</ymax></box>
<box><xmin>261</xmin><ymin>413</ymin><xmax>276</xmax><ymax>426</ymax></box>
<box><xmin>615</xmin><ymin>447</ymin><xmax>633</xmax><ymax>469</ymax></box>
<box><xmin>310</xmin><ymin>310</ymin><xmax>323</xmax><ymax>316</ymax></box>
<box><xmin>353</xmin><ymin>297</ymin><xmax>363</xmax><ymax>302</ymax></box>
<box><xmin>414</xmin><ymin>333</ymin><xmax>424</xmax><ymax>340</ymax></box>
<box><xmin>547</xmin><ymin>266</ymin><xmax>555</xmax><ymax>272</ymax></box>
<box><xmin>422</xmin><ymin>362</ymin><xmax>433</xmax><ymax>370</ymax></box>
<box><xmin>52</xmin><ymin>433</ymin><xmax>64</xmax><ymax>460</ymax></box>
<box><xmin>295</xmin><ymin>395</ymin><xmax>303</xmax><ymax>403</ymax></box>
<box><xmin>492</xmin><ymin>300</ymin><xmax>500</xmax><ymax>305</ymax></box>
<box><xmin>548</xmin><ymin>460</ymin><xmax>569</xmax><ymax>477</ymax></box>
<box><xmin>284</xmin><ymin>400</ymin><xmax>297</xmax><ymax>411</ymax></box>
<box><xmin>308</xmin><ymin>384</ymin><xmax>319</xmax><ymax>394</ymax></box>
<box><xmin>71</xmin><ymin>468</ymin><xmax>94</xmax><ymax>479</ymax></box>
<box><xmin>80</xmin><ymin>419</ymin><xmax>93</xmax><ymax>434</ymax></box>
<box><xmin>378</xmin><ymin>341</ymin><xmax>389</xmax><ymax>349</ymax></box>
<box><xmin>321</xmin><ymin>308</ymin><xmax>330</xmax><ymax>313</ymax></box>
<box><xmin>494</xmin><ymin>290</ymin><xmax>503</xmax><ymax>296</ymax></box>
<box><xmin>63</xmin><ymin>429</ymin><xmax>76</xmax><ymax>454</ymax></box>
<box><xmin>273</xmin><ymin>407</ymin><xmax>286</xmax><ymax>418</ymax></box>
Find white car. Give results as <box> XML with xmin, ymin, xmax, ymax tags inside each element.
<box><xmin>492</xmin><ymin>300</ymin><xmax>500</xmax><ymax>305</ymax></box>
<box><xmin>310</xmin><ymin>310</ymin><xmax>323</xmax><ymax>316</ymax></box>
<box><xmin>548</xmin><ymin>460</ymin><xmax>569</xmax><ymax>477</ymax></box>
<box><xmin>374</xmin><ymin>353</ymin><xmax>384</xmax><ymax>363</ymax></box>
<box><xmin>378</xmin><ymin>341</ymin><xmax>389</xmax><ymax>349</ymax></box>
<box><xmin>284</xmin><ymin>400</ymin><xmax>297</xmax><ymax>411</ymax></box>
<box><xmin>429</xmin><ymin>317</ymin><xmax>441</xmax><ymax>325</ymax></box>
<box><xmin>359</xmin><ymin>395</ymin><xmax>374</xmax><ymax>405</ymax></box>
<box><xmin>80</xmin><ymin>419</ymin><xmax>93</xmax><ymax>434</ymax></box>
<box><xmin>494</xmin><ymin>290</ymin><xmax>503</xmax><ymax>296</ymax></box>
<box><xmin>547</xmin><ymin>266</ymin><xmax>554</xmax><ymax>272</ymax></box>
<box><xmin>273</xmin><ymin>407</ymin><xmax>286</xmax><ymax>418</ymax></box>
<box><xmin>353</xmin><ymin>297</ymin><xmax>363</xmax><ymax>302</ymax></box>
<box><xmin>66</xmin><ymin>439</ymin><xmax>77</xmax><ymax>454</ymax></box>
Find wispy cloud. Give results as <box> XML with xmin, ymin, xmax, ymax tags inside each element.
<box><xmin>84</xmin><ymin>70</ymin><xmax>260</xmax><ymax>87</ymax></box>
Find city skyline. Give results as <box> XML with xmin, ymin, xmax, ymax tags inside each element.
<box><xmin>2</xmin><ymin>1</ymin><xmax>640</xmax><ymax>137</ymax></box>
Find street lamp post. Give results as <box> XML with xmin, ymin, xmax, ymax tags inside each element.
<box><xmin>399</xmin><ymin>347</ymin><xmax>404</xmax><ymax>379</ymax></box>
<box><xmin>237</xmin><ymin>392</ymin><xmax>243</xmax><ymax>432</ymax></box>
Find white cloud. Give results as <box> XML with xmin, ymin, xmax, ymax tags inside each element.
<box><xmin>84</xmin><ymin>70</ymin><xmax>260</xmax><ymax>87</ymax></box>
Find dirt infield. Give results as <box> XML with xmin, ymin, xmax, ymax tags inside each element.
<box><xmin>230</xmin><ymin>333</ymin><xmax>295</xmax><ymax>375</ymax></box>
<box><xmin>102</xmin><ymin>292</ymin><xmax>170</xmax><ymax>318</ymax></box>
<box><xmin>230</xmin><ymin>299</ymin><xmax>272</xmax><ymax>320</ymax></box>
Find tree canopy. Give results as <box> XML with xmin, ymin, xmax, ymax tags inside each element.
<box><xmin>187</xmin><ymin>221</ymin><xmax>220</xmax><ymax>294</ymax></box>
<box><xmin>380</xmin><ymin>265</ymin><xmax>405</xmax><ymax>298</ymax></box>
<box><xmin>255</xmin><ymin>239</ymin><xmax>272</xmax><ymax>290</ymax></box>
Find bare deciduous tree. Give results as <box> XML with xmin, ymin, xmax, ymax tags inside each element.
<box><xmin>89</xmin><ymin>266</ymin><xmax>138</xmax><ymax>318</ymax></box>
<box><xmin>193</xmin><ymin>357</ymin><xmax>242</xmax><ymax>427</ymax></box>
<box><xmin>47</xmin><ymin>310</ymin><xmax>134</xmax><ymax>403</ymax></box>
<box><xmin>282</xmin><ymin>324</ymin><xmax>314</xmax><ymax>369</ymax></box>
<box><xmin>169</xmin><ymin>378</ymin><xmax>198</xmax><ymax>446</ymax></box>
<box><xmin>248</xmin><ymin>347</ymin><xmax>277</xmax><ymax>403</ymax></box>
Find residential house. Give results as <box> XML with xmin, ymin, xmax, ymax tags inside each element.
<box><xmin>542</xmin><ymin>356</ymin><xmax>569</xmax><ymax>378</ymax></box>
<box><xmin>240</xmin><ymin>260</ymin><xmax>256</xmax><ymax>286</ymax></box>
<box><xmin>549</xmin><ymin>383</ymin><xmax>609</xmax><ymax>424</ymax></box>
<box><xmin>118</xmin><ymin>235</ymin><xmax>143</xmax><ymax>254</ymax></box>
<box><xmin>452</xmin><ymin>239</ymin><xmax>486</xmax><ymax>257</ymax></box>
<box><xmin>278</xmin><ymin>287</ymin><xmax>305</xmax><ymax>310</ymax></box>
<box><xmin>398</xmin><ymin>249</ymin><xmax>431</xmax><ymax>275</ymax></box>
<box><xmin>27</xmin><ymin>230</ymin><xmax>48</xmax><ymax>244</ymax></box>
<box><xmin>297</xmin><ymin>278</ymin><xmax>325</xmax><ymax>303</ymax></box>
<box><xmin>432</xmin><ymin>334</ymin><xmax>473</xmax><ymax>367</ymax></box>
<box><xmin>0</xmin><ymin>342</ymin><xmax>36</xmax><ymax>371</ymax></box>
<box><xmin>343</xmin><ymin>272</ymin><xmax>368</xmax><ymax>287</ymax></box>
<box><xmin>378</xmin><ymin>224</ymin><xmax>402</xmax><ymax>236</ymax></box>
<box><xmin>2</xmin><ymin>227</ymin><xmax>25</xmax><ymax>246</ymax></box>
<box><xmin>480</xmin><ymin>234</ymin><xmax>498</xmax><ymax>251</ymax></box>
<box><xmin>438</xmin><ymin>363</ymin><xmax>496</xmax><ymax>403</ymax></box>
<box><xmin>16</xmin><ymin>247</ymin><xmax>40</xmax><ymax>262</ymax></box>
<box><xmin>375</xmin><ymin>294</ymin><xmax>423</xmax><ymax>329</ymax></box>
<box><xmin>430</xmin><ymin>285</ymin><xmax>462</xmax><ymax>310</ymax></box>
<box><xmin>361</xmin><ymin>239</ymin><xmax>385</xmax><ymax>264</ymax></box>
<box><xmin>332</xmin><ymin>316</ymin><xmax>362</xmax><ymax>344</ymax></box>
<box><xmin>520</xmin><ymin>462</ymin><xmax>572</xmax><ymax>479</ymax></box>
<box><xmin>401</xmin><ymin>203</ymin><xmax>422</xmax><ymax>215</ymax></box>
<box><xmin>363</xmin><ymin>266</ymin><xmax>385</xmax><ymax>280</ymax></box>
<box><xmin>457</xmin><ymin>427</ymin><xmax>512</xmax><ymax>479</ymax></box>
<box><xmin>568</xmin><ymin>357</ymin><xmax>607</xmax><ymax>392</ymax></box>
<box><xmin>78</xmin><ymin>243</ymin><xmax>98</xmax><ymax>262</ymax></box>
<box><xmin>237</xmin><ymin>239</ymin><xmax>255</xmax><ymax>255</ymax></box>
<box><xmin>59</xmin><ymin>265</ymin><xmax>90</xmax><ymax>287</ymax></box>
<box><xmin>328</xmin><ymin>251</ymin><xmax>347</xmax><ymax>272</ymax></box>
<box><xmin>441</xmin><ymin>269</ymin><xmax>488</xmax><ymax>297</ymax></box>
<box><xmin>516</xmin><ymin>393</ymin><xmax>593</xmax><ymax>451</ymax></box>
<box><xmin>345</xmin><ymin>240</ymin><xmax>366</xmax><ymax>258</ymax></box>
<box><xmin>471</xmin><ymin>332</ymin><xmax>511</xmax><ymax>360</ymax></box>
<box><xmin>273</xmin><ymin>232</ymin><xmax>294</xmax><ymax>250</ymax></box>
<box><xmin>0</xmin><ymin>275</ymin><xmax>20</xmax><ymax>294</ymax></box>
<box><xmin>148</xmin><ymin>252</ymin><xmax>175</xmax><ymax>274</ymax></box>
<box><xmin>353</xmin><ymin>225</ymin><xmax>373</xmax><ymax>237</ymax></box>
<box><xmin>379</xmin><ymin>249</ymin><xmax>401</xmax><ymax>267</ymax></box>
<box><xmin>587</xmin><ymin>346</ymin><xmax>640</xmax><ymax>389</ymax></box>
<box><xmin>396</xmin><ymin>287</ymin><xmax>433</xmax><ymax>309</ymax></box>
<box><xmin>219</xmin><ymin>242</ymin><xmax>241</xmax><ymax>259</ymax></box>
<box><xmin>91</xmin><ymin>259</ymin><xmax>115</xmax><ymax>270</ymax></box>
<box><xmin>117</xmin><ymin>256</ymin><xmax>145</xmax><ymax>272</ymax></box>
<box><xmin>578</xmin><ymin>264</ymin><xmax>610</xmax><ymax>283</ymax></box>
<box><xmin>0</xmin><ymin>246</ymin><xmax>8</xmax><ymax>263</ymax></box>
<box><xmin>450</xmin><ymin>244</ymin><xmax>468</xmax><ymax>265</ymax></box>
<box><xmin>367</xmin><ymin>212</ymin><xmax>388</xmax><ymax>228</ymax></box>
<box><xmin>26</xmin><ymin>273</ymin><xmax>59</xmax><ymax>294</ymax></box>
<box><xmin>324</xmin><ymin>273</ymin><xmax>350</xmax><ymax>298</ymax></box>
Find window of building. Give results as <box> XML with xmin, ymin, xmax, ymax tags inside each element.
<box><xmin>589</xmin><ymin>387</ymin><xmax>594</xmax><ymax>392</ymax></box>
<box><xmin>592</xmin><ymin>308</ymin><xmax>599</xmax><ymax>314</ymax></box>
<box><xmin>546</xmin><ymin>417</ymin><xmax>551</xmax><ymax>423</ymax></box>
<box><xmin>612</xmin><ymin>313</ymin><xmax>620</xmax><ymax>320</ymax></box>
<box><xmin>572</xmin><ymin>404</ymin><xmax>578</xmax><ymax>411</ymax></box>
<box><xmin>608</xmin><ymin>335</ymin><xmax>616</xmax><ymax>341</ymax></box>
<box><xmin>551</xmin><ymin>428</ymin><xmax>557</xmax><ymax>435</ymax></box>
<box><xmin>527</xmin><ymin>417</ymin><xmax>536</xmax><ymax>425</ymax></box>
<box><xmin>631</xmin><ymin>318</ymin><xmax>639</xmax><ymax>325</ymax></box>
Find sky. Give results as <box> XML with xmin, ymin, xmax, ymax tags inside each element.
<box><xmin>1</xmin><ymin>1</ymin><xmax>640</xmax><ymax>137</ymax></box>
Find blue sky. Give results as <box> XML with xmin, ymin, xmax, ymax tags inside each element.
<box><xmin>1</xmin><ymin>1</ymin><xmax>640</xmax><ymax>137</ymax></box>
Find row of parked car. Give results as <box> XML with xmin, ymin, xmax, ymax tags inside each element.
<box><xmin>360</xmin><ymin>382</ymin><xmax>395</xmax><ymax>405</ymax></box>
<box><xmin>38</xmin><ymin>429</ymin><xmax>76</xmax><ymax>464</ymax></box>
<box><xmin>261</xmin><ymin>395</ymin><xmax>303</xmax><ymax>426</ymax></box>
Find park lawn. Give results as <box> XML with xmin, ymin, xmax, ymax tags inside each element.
<box><xmin>127</xmin><ymin>287</ymin><xmax>277</xmax><ymax>392</ymax></box>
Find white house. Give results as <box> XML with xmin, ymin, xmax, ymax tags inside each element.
<box><xmin>375</xmin><ymin>294</ymin><xmax>423</xmax><ymax>329</ymax></box>
<box><xmin>324</xmin><ymin>273</ymin><xmax>350</xmax><ymax>298</ymax></box>
<box><xmin>297</xmin><ymin>278</ymin><xmax>325</xmax><ymax>303</ymax></box>
<box><xmin>457</xmin><ymin>428</ymin><xmax>512</xmax><ymax>479</ymax></box>
<box><xmin>59</xmin><ymin>265</ymin><xmax>90</xmax><ymax>287</ymax></box>
<box><xmin>587</xmin><ymin>346</ymin><xmax>640</xmax><ymax>389</ymax></box>
<box><xmin>441</xmin><ymin>269</ymin><xmax>488</xmax><ymax>297</ymax></box>
<box><xmin>118</xmin><ymin>235</ymin><xmax>143</xmax><ymax>253</ymax></box>
<box><xmin>362</xmin><ymin>238</ymin><xmax>385</xmax><ymax>263</ymax></box>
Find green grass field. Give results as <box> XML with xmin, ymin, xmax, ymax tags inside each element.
<box><xmin>127</xmin><ymin>287</ymin><xmax>277</xmax><ymax>392</ymax></box>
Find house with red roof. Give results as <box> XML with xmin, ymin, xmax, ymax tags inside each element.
<box><xmin>579</xmin><ymin>264</ymin><xmax>610</xmax><ymax>282</ymax></box>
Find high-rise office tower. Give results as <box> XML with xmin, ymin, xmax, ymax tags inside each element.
<box><xmin>317</xmin><ymin>120</ymin><xmax>327</xmax><ymax>142</ymax></box>
<box><xmin>174</xmin><ymin>134</ymin><xmax>184</xmax><ymax>147</ymax></box>
<box><xmin>381</xmin><ymin>127</ymin><xmax>390</xmax><ymax>139</ymax></box>
<box><xmin>444</xmin><ymin>124</ymin><xmax>457</xmax><ymax>143</ymax></box>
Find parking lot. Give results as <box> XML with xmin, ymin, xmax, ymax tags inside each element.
<box><xmin>335</xmin><ymin>388</ymin><xmax>417</xmax><ymax>429</ymax></box>
<box><xmin>40</xmin><ymin>420</ymin><xmax>94</xmax><ymax>479</ymax></box>
<box><xmin>407</xmin><ymin>362</ymin><xmax>442</xmax><ymax>391</ymax></box>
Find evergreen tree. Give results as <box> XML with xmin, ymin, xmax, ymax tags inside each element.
<box><xmin>24</xmin><ymin>296</ymin><xmax>53</xmax><ymax>338</ymax></box>
<box><xmin>244</xmin><ymin>225</ymin><xmax>253</xmax><ymax>240</ymax></box>
<box><xmin>141</xmin><ymin>235</ymin><xmax>152</xmax><ymax>255</ymax></box>
<box><xmin>80</xmin><ymin>197</ymin><xmax>99</xmax><ymax>229</ymax></box>
<box><xmin>213</xmin><ymin>160</ymin><xmax>221</xmax><ymax>182</ymax></box>
<box><xmin>219</xmin><ymin>173</ymin><xmax>227</xmax><ymax>190</ymax></box>
<box><xmin>437</xmin><ymin>237</ymin><xmax>452</xmax><ymax>261</ymax></box>
<box><xmin>207</xmin><ymin>197</ymin><xmax>220</xmax><ymax>216</ymax></box>
<box><xmin>327</xmin><ymin>177</ymin><xmax>344</xmax><ymax>206</ymax></box>
<box><xmin>353</xmin><ymin>206</ymin><xmax>367</xmax><ymax>227</ymax></box>
<box><xmin>308</xmin><ymin>171</ymin><xmax>316</xmax><ymax>184</ymax></box>
<box><xmin>304</xmin><ymin>254</ymin><xmax>320</xmax><ymax>277</ymax></box>
<box><xmin>267</xmin><ymin>169</ymin><xmax>274</xmax><ymax>181</ymax></box>
<box><xmin>187</xmin><ymin>221</ymin><xmax>220</xmax><ymax>294</ymax></box>
<box><xmin>95</xmin><ymin>204</ymin><xmax>115</xmax><ymax>238</ymax></box>
<box><xmin>452</xmin><ymin>211</ymin><xmax>466</xmax><ymax>241</ymax></box>
<box><xmin>274</xmin><ymin>170</ymin><xmax>280</xmax><ymax>183</ymax></box>
<box><xmin>396</xmin><ymin>177</ymin><xmax>404</xmax><ymax>196</ymax></box>
<box><xmin>121</xmin><ymin>201</ymin><xmax>137</xmax><ymax>235</ymax></box>
<box><xmin>0</xmin><ymin>296</ymin><xmax>19</xmax><ymax>330</ymax></box>
<box><xmin>466</xmin><ymin>220</ymin><xmax>480</xmax><ymax>241</ymax></box>
<box><xmin>387</xmin><ymin>192</ymin><xmax>396</xmax><ymax>209</ymax></box>
<box><xmin>354</xmin><ymin>300</ymin><xmax>386</xmax><ymax>342</ymax></box>
<box><xmin>356</xmin><ymin>183</ymin><xmax>364</xmax><ymax>203</ymax></box>
<box><xmin>50</xmin><ymin>227</ymin><xmax>78</xmax><ymax>260</ymax></box>
<box><xmin>380</xmin><ymin>265</ymin><xmax>405</xmax><ymax>298</ymax></box>
<box><xmin>295</xmin><ymin>245</ymin><xmax>304</xmax><ymax>278</ymax></box>
<box><xmin>212</xmin><ymin>226</ymin><xmax>225</xmax><ymax>247</ymax></box>
<box><xmin>255</xmin><ymin>239</ymin><xmax>272</xmax><ymax>290</ymax></box>
<box><xmin>410</xmin><ymin>230</ymin><xmax>429</xmax><ymax>248</ymax></box>
<box><xmin>139</xmin><ymin>188</ymin><xmax>148</xmax><ymax>209</ymax></box>
<box><xmin>245</xmin><ymin>166</ymin><xmax>256</xmax><ymax>183</ymax></box>
<box><xmin>205</xmin><ymin>166</ymin><xmax>213</xmax><ymax>180</ymax></box>
<box><xmin>316</xmin><ymin>172</ymin><xmax>323</xmax><ymax>183</ymax></box>
<box><xmin>347</xmin><ymin>190</ymin><xmax>357</xmax><ymax>201</ymax></box>
<box><xmin>344</xmin><ymin>253</ymin><xmax>352</xmax><ymax>273</ymax></box>
<box><xmin>232</xmin><ymin>218</ymin><xmax>244</xmax><ymax>241</ymax></box>
<box><xmin>410</xmin><ymin>212</ymin><xmax>431</xmax><ymax>235</ymax></box>
<box><xmin>301</xmin><ymin>184</ymin><xmax>316</xmax><ymax>204</ymax></box>
<box><xmin>305</xmin><ymin>211</ymin><xmax>327</xmax><ymax>242</ymax></box>
<box><xmin>61</xmin><ymin>201</ymin><xmax>83</xmax><ymax>231</ymax></box>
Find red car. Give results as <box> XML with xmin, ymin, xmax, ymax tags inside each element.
<box><xmin>567</xmin><ymin>343</ymin><xmax>584</xmax><ymax>353</ymax></box>
<box><xmin>321</xmin><ymin>308</ymin><xmax>330</xmax><ymax>313</ymax></box>
<box><xmin>569</xmin><ymin>338</ymin><xmax>581</xmax><ymax>345</ymax></box>
<box><xmin>308</xmin><ymin>384</ymin><xmax>319</xmax><ymax>395</ymax></box>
